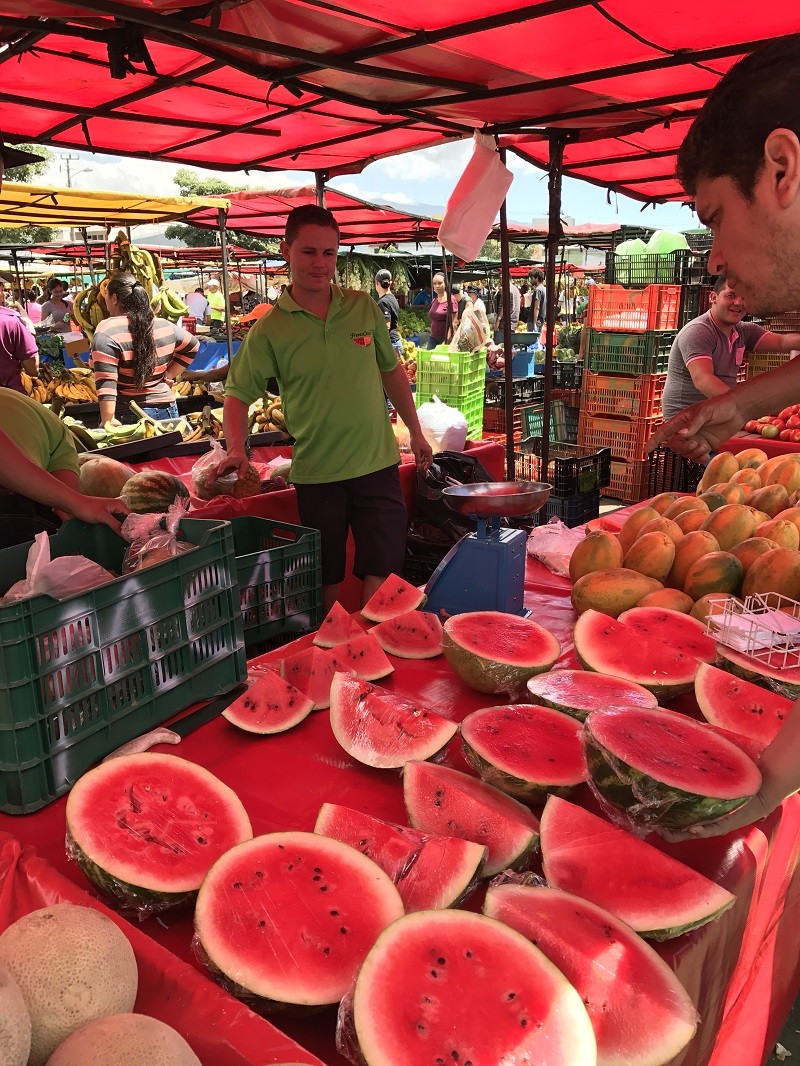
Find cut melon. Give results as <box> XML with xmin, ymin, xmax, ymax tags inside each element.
<box><xmin>717</xmin><ymin>644</ymin><xmax>800</xmax><ymax>700</ymax></box>
<box><xmin>313</xmin><ymin>600</ymin><xmax>365</xmax><ymax>647</ymax></box>
<box><xmin>404</xmin><ymin>760</ymin><xmax>539</xmax><ymax>877</ymax></box>
<box><xmin>540</xmin><ymin>796</ymin><xmax>736</xmax><ymax>939</ymax></box>
<box><xmin>618</xmin><ymin>606</ymin><xmax>718</xmax><ymax>663</ymax></box>
<box><xmin>361</xmin><ymin>574</ymin><xmax>426</xmax><ymax>622</ymax></box>
<box><xmin>574</xmin><ymin>609</ymin><xmax>700</xmax><ymax>699</ymax></box>
<box><xmin>460</xmin><ymin>703</ymin><xmax>587</xmax><ymax>802</ymax></box>
<box><xmin>527</xmin><ymin>669</ymin><xmax>658</xmax><ymax>721</ymax></box>
<box><xmin>695</xmin><ymin>661</ymin><xmax>793</xmax><ymax>744</ymax></box>
<box><xmin>370</xmin><ymin>609</ymin><xmax>443</xmax><ymax>659</ymax></box>
<box><xmin>442</xmin><ymin>610</ymin><xmax>561</xmax><ymax>695</ymax></box>
<box><xmin>329</xmin><ymin>673</ymin><xmax>457</xmax><ymax>769</ymax></box>
<box><xmin>333</xmin><ymin>631</ymin><xmax>394</xmax><ymax>680</ymax></box>
<box><xmin>279</xmin><ymin>645</ymin><xmax>342</xmax><ymax>709</ymax></box>
<box><xmin>222</xmin><ymin>669</ymin><xmax>314</xmax><ymax>734</ymax></box>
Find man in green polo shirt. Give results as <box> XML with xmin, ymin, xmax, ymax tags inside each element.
<box><xmin>221</xmin><ymin>205</ymin><xmax>433</xmax><ymax>611</ymax></box>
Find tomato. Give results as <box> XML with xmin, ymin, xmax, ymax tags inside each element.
<box><xmin>779</xmin><ymin>408</ymin><xmax>795</xmax><ymax>422</ymax></box>
<box><xmin>792</xmin><ymin>430</ymin><xmax>800</xmax><ymax>444</ymax></box>
<box><xmin>780</xmin><ymin>430</ymin><xmax>793</xmax><ymax>441</ymax></box>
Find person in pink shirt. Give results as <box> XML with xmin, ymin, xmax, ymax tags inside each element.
<box><xmin>0</xmin><ymin>280</ymin><xmax>38</xmax><ymax>392</ymax></box>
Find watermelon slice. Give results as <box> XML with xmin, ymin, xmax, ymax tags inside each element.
<box><xmin>279</xmin><ymin>645</ymin><xmax>343</xmax><ymax>709</ymax></box>
<box><xmin>361</xmin><ymin>573</ymin><xmax>426</xmax><ymax>622</ymax></box>
<box><xmin>618</xmin><ymin>606</ymin><xmax>718</xmax><ymax>664</ymax></box>
<box><xmin>443</xmin><ymin>610</ymin><xmax>561</xmax><ymax>695</ymax></box>
<box><xmin>194</xmin><ymin>832</ymin><xmax>404</xmax><ymax>1010</ymax></box>
<box><xmin>222</xmin><ymin>669</ymin><xmax>314</xmax><ymax>734</ymax></box>
<box><xmin>370</xmin><ymin>609</ymin><xmax>443</xmax><ymax>659</ymax></box>
<box><xmin>313</xmin><ymin>600</ymin><xmax>365</xmax><ymax>647</ymax></box>
<box><xmin>703</xmin><ymin>722</ymin><xmax>766</xmax><ymax>763</ymax></box>
<box><xmin>484</xmin><ymin>883</ymin><xmax>699</xmax><ymax>1066</ymax></box>
<box><xmin>574</xmin><ymin>609</ymin><xmax>700</xmax><ymax>699</ymax></box>
<box><xmin>333</xmin><ymin>631</ymin><xmax>394</xmax><ymax>680</ymax></box>
<box><xmin>460</xmin><ymin>704</ymin><xmax>588</xmax><ymax>802</ymax></box>
<box><xmin>314</xmin><ymin>802</ymin><xmax>486</xmax><ymax>911</ymax></box>
<box><xmin>527</xmin><ymin>669</ymin><xmax>658</xmax><ymax>721</ymax></box>
<box><xmin>717</xmin><ymin>644</ymin><xmax>800</xmax><ymax>699</ymax></box>
<box><xmin>404</xmin><ymin>760</ymin><xmax>539</xmax><ymax>877</ymax></box>
<box><xmin>696</xmin><ymin>661</ymin><xmax>793</xmax><ymax>744</ymax></box>
<box><xmin>351</xmin><ymin>910</ymin><xmax>596</xmax><ymax>1066</ymax></box>
<box><xmin>540</xmin><ymin>796</ymin><xmax>736</xmax><ymax>939</ymax></box>
<box><xmin>585</xmin><ymin>705</ymin><xmax>762</xmax><ymax>830</ymax></box>
<box><xmin>65</xmin><ymin>753</ymin><xmax>253</xmax><ymax>915</ymax></box>
<box><xmin>329</xmin><ymin>673</ymin><xmax>457</xmax><ymax>769</ymax></box>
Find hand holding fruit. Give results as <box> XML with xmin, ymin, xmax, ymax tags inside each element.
<box><xmin>67</xmin><ymin>493</ymin><xmax>130</xmax><ymax>532</ymax></box>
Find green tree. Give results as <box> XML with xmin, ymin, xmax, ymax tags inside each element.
<box><xmin>0</xmin><ymin>144</ymin><xmax>57</xmax><ymax>244</ymax></box>
<box><xmin>168</xmin><ymin>167</ymin><xmax>277</xmax><ymax>254</ymax></box>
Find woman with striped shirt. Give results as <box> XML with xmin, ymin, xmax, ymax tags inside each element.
<box><xmin>91</xmin><ymin>272</ymin><xmax>199</xmax><ymax>425</ymax></box>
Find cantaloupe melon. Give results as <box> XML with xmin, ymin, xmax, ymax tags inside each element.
<box><xmin>0</xmin><ymin>964</ymin><xmax>30</xmax><ymax>1066</ymax></box>
<box><xmin>46</xmin><ymin>1014</ymin><xmax>201</xmax><ymax>1066</ymax></box>
<box><xmin>0</xmin><ymin>904</ymin><xmax>138</xmax><ymax>1066</ymax></box>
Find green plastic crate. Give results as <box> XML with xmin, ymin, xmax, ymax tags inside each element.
<box><xmin>416</xmin><ymin>346</ymin><xmax>486</xmax><ymax>399</ymax></box>
<box><xmin>0</xmin><ymin>518</ymin><xmax>246</xmax><ymax>814</ymax></box>
<box><xmin>231</xmin><ymin>517</ymin><xmax>322</xmax><ymax>648</ymax></box>
<box><xmin>520</xmin><ymin>402</ymin><xmax>576</xmax><ymax>443</ymax></box>
<box><xmin>583</xmin><ymin>329</ymin><xmax>676</xmax><ymax>375</ymax></box>
<box><xmin>415</xmin><ymin>385</ymin><xmax>484</xmax><ymax>440</ymax></box>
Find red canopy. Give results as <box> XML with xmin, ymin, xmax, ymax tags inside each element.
<box><xmin>2</xmin><ymin>3</ymin><xmax>798</xmax><ymax>199</ymax></box>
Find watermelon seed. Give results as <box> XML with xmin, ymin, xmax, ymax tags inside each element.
<box><xmin>313</xmin><ymin>875</ymin><xmax>322</xmax><ymax>881</ymax></box>
<box><xmin>359</xmin><ymin>838</ymin><xmax>368</xmax><ymax>846</ymax></box>
<box><xmin>520</xmin><ymin>1018</ymin><xmax>528</xmax><ymax>1028</ymax></box>
<box><xmin>464</xmin><ymin>950</ymin><xmax>472</xmax><ymax>958</ymax></box>
<box><xmin>340</xmin><ymin>927</ymin><xmax>348</xmax><ymax>934</ymax></box>
<box><xmin>451</xmin><ymin>1053</ymin><xmax>459</xmax><ymax>1060</ymax></box>
<box><xmin>430</xmin><ymin>969</ymin><xmax>439</xmax><ymax>978</ymax></box>
<box><xmin>437</xmin><ymin>957</ymin><xmax>446</xmax><ymax>965</ymax></box>
<box><xmin>320</xmin><ymin>885</ymin><xmax>329</xmax><ymax>892</ymax></box>
<box><xmin>506</xmin><ymin>992</ymin><xmax>516</xmax><ymax>1001</ymax></box>
<box><xmin>255</xmin><ymin>871</ymin><xmax>264</xmax><ymax>878</ymax></box>
<box><xmin>322</xmin><ymin>947</ymin><xmax>330</xmax><ymax>955</ymax></box>
<box><xmin>330</xmin><ymin>909</ymin><xmax>339</xmax><ymax>916</ymax></box>
<box><xmin>233</xmin><ymin>881</ymin><xmax>242</xmax><ymax>889</ymax></box>
<box><xmin>258</xmin><ymin>920</ymin><xmax>266</xmax><ymax>928</ymax></box>
<box><xmin>196</xmin><ymin>837</ymin><xmax>206</xmax><ymax>844</ymax></box>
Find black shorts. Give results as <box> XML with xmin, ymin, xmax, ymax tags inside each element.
<box><xmin>294</xmin><ymin>465</ymin><xmax>407</xmax><ymax>585</ymax></box>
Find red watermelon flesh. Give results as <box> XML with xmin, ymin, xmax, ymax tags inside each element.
<box><xmin>222</xmin><ymin>669</ymin><xmax>314</xmax><ymax>734</ymax></box>
<box><xmin>697</xmin><ymin>661</ymin><xmax>794</xmax><ymax>743</ymax></box>
<box><xmin>717</xmin><ymin>644</ymin><xmax>800</xmax><ymax>700</ymax></box>
<box><xmin>333</xmin><ymin>631</ymin><xmax>394</xmax><ymax>680</ymax></box>
<box><xmin>329</xmin><ymin>673</ymin><xmax>457</xmax><ymax>769</ymax></box>
<box><xmin>314</xmin><ymin>802</ymin><xmax>486</xmax><ymax>911</ymax></box>
<box><xmin>540</xmin><ymin>796</ymin><xmax>735</xmax><ymax>939</ymax></box>
<box><xmin>527</xmin><ymin>669</ymin><xmax>658</xmax><ymax>721</ymax></box>
<box><xmin>484</xmin><ymin>883</ymin><xmax>698</xmax><ymax>1066</ymax></box>
<box><xmin>352</xmin><ymin>910</ymin><xmax>596</xmax><ymax>1066</ymax></box>
<box><xmin>404</xmin><ymin>760</ymin><xmax>540</xmax><ymax>877</ymax></box>
<box><xmin>574</xmin><ymin>609</ymin><xmax>700</xmax><ymax>699</ymax></box>
<box><xmin>618</xmin><ymin>606</ymin><xmax>718</xmax><ymax>664</ymax></box>
<box><xmin>313</xmin><ymin>600</ymin><xmax>365</xmax><ymax>647</ymax></box>
<box><xmin>361</xmin><ymin>573</ymin><xmax>426</xmax><ymax>622</ymax></box>
<box><xmin>460</xmin><ymin>704</ymin><xmax>588</xmax><ymax>802</ymax></box>
<box><xmin>194</xmin><ymin>832</ymin><xmax>404</xmax><ymax>1009</ymax></box>
<box><xmin>443</xmin><ymin>610</ymin><xmax>561</xmax><ymax>695</ymax></box>
<box><xmin>279</xmin><ymin>645</ymin><xmax>346</xmax><ymax>710</ymax></box>
<box><xmin>702</xmin><ymin>722</ymin><xmax>766</xmax><ymax>764</ymax></box>
<box><xmin>370</xmin><ymin>609</ymin><xmax>443</xmax><ymax>659</ymax></box>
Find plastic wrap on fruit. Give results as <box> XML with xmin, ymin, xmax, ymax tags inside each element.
<box><xmin>192</xmin><ymin>436</ymin><xmax>262</xmax><ymax>499</ymax></box>
<box><xmin>122</xmin><ymin>498</ymin><xmax>193</xmax><ymax>573</ymax></box>
<box><xmin>335</xmin><ymin>983</ymin><xmax>363</xmax><ymax>1066</ymax></box>
<box><xmin>525</xmin><ymin>519</ymin><xmax>585</xmax><ymax>576</ymax></box>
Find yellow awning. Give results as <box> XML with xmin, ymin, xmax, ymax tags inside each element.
<box><xmin>0</xmin><ymin>183</ymin><xmax>229</xmax><ymax>228</ymax></box>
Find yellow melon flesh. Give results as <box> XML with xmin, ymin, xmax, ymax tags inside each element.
<box><xmin>46</xmin><ymin>1014</ymin><xmax>201</xmax><ymax>1066</ymax></box>
<box><xmin>0</xmin><ymin>905</ymin><xmax>138</xmax><ymax>1066</ymax></box>
<box><xmin>0</xmin><ymin>965</ymin><xmax>30</xmax><ymax>1066</ymax></box>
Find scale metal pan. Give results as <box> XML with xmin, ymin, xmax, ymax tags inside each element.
<box><xmin>442</xmin><ymin>480</ymin><xmax>551</xmax><ymax>518</ymax></box>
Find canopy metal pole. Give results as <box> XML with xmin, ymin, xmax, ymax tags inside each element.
<box><xmin>542</xmin><ymin>132</ymin><xmax>568</xmax><ymax>483</ymax></box>
<box><xmin>498</xmin><ymin>148</ymin><xmax>515</xmax><ymax>481</ymax></box>
<box><xmin>80</xmin><ymin>228</ymin><xmax>97</xmax><ymax>285</ymax></box>
<box><xmin>235</xmin><ymin>255</ymin><xmax>244</xmax><ymax>311</ymax></box>
<box><xmin>315</xmin><ymin>171</ymin><xmax>327</xmax><ymax>207</ymax></box>
<box><xmin>10</xmin><ymin>249</ymin><xmax>23</xmax><ymax>304</ymax></box>
<box><xmin>218</xmin><ymin>206</ymin><xmax>234</xmax><ymax>361</ymax></box>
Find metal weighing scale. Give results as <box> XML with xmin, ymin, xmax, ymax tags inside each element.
<box><xmin>423</xmin><ymin>481</ymin><xmax>551</xmax><ymax>617</ymax></box>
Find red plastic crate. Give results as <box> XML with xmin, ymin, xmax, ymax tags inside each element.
<box><xmin>482</xmin><ymin>405</ymin><xmax>525</xmax><ymax>438</ymax></box>
<box><xmin>606</xmin><ymin>459</ymin><xmax>651</xmax><ymax>503</ymax></box>
<box><xmin>586</xmin><ymin>284</ymin><xmax>681</xmax><ymax>332</ymax></box>
<box><xmin>577</xmin><ymin>411</ymin><xmax>662</xmax><ymax>462</ymax></box>
<box><xmin>582</xmin><ymin>372</ymin><xmax>666</xmax><ymax>419</ymax></box>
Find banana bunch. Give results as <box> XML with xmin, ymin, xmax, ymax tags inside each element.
<box><xmin>46</xmin><ymin>366</ymin><xmax>97</xmax><ymax>404</ymax></box>
<box><xmin>21</xmin><ymin>371</ymin><xmax>49</xmax><ymax>403</ymax></box>
<box><xmin>155</xmin><ymin>285</ymin><xmax>189</xmax><ymax>323</ymax></box>
<box><xmin>72</xmin><ymin>283</ymin><xmax>109</xmax><ymax>342</ymax></box>
<box><xmin>112</xmin><ymin>230</ymin><xmax>164</xmax><ymax>292</ymax></box>
<box><xmin>250</xmin><ymin>393</ymin><xmax>287</xmax><ymax>434</ymax></box>
<box><xmin>174</xmin><ymin>380</ymin><xmax>209</xmax><ymax>397</ymax></box>
<box><xmin>183</xmin><ymin>407</ymin><xmax>224</xmax><ymax>442</ymax></box>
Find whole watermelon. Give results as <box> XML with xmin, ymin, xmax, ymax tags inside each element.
<box><xmin>121</xmin><ymin>471</ymin><xmax>190</xmax><ymax>514</ymax></box>
<box><xmin>78</xmin><ymin>455</ymin><xmax>134</xmax><ymax>498</ymax></box>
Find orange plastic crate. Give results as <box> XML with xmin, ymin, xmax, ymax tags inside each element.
<box><xmin>586</xmin><ymin>284</ymin><xmax>681</xmax><ymax>332</ymax></box>
<box><xmin>606</xmin><ymin>459</ymin><xmax>651</xmax><ymax>503</ymax></box>
<box><xmin>577</xmin><ymin>411</ymin><xmax>662</xmax><ymax>462</ymax></box>
<box><xmin>582</xmin><ymin>372</ymin><xmax>666</xmax><ymax>420</ymax></box>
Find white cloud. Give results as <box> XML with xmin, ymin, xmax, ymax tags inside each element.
<box><xmin>376</xmin><ymin>139</ymin><xmax>472</xmax><ymax>184</ymax></box>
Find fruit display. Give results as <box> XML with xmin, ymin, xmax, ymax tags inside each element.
<box><xmin>526</xmin><ymin>668</ymin><xmax>658</xmax><ymax>721</ymax></box>
<box><xmin>249</xmin><ymin>392</ymin><xmax>287</xmax><ymax>434</ymax></box>
<box><xmin>312</xmin><ymin>600</ymin><xmax>366</xmax><ymax>647</ymax></box>
<box><xmin>77</xmin><ymin>454</ymin><xmax>134</xmax><ymax>497</ymax></box>
<box><xmin>121</xmin><ymin>470</ymin><xmax>190</xmax><ymax>513</ymax></box>
<box><xmin>370</xmin><ymin>608</ymin><xmax>443</xmax><ymax>657</ymax></box>
<box><xmin>361</xmin><ymin>572</ymin><xmax>426</xmax><ymax>621</ymax></box>
<box><xmin>744</xmin><ymin>403</ymin><xmax>800</xmax><ymax>441</ymax></box>
<box><xmin>442</xmin><ymin>610</ymin><xmax>561</xmax><ymax>695</ymax></box>
<box><xmin>400</xmin><ymin>336</ymin><xmax>417</xmax><ymax>383</ymax></box>
<box><xmin>695</xmin><ymin>662</ymin><xmax>794</xmax><ymax>744</ymax></box>
<box><xmin>221</xmin><ymin>668</ymin><xmax>315</xmax><ymax>735</ymax></box>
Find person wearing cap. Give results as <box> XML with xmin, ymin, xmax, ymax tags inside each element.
<box><xmin>465</xmin><ymin>283</ymin><xmax>487</xmax><ymax>316</ymax></box>
<box><xmin>374</xmin><ymin>269</ymin><xmax>403</xmax><ymax>358</ymax></box>
<box><xmin>205</xmin><ymin>278</ymin><xmax>226</xmax><ymax>324</ymax></box>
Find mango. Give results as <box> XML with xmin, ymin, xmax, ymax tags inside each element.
<box><xmin>636</xmin><ymin>517</ymin><xmax>684</xmax><ymax>546</ymax></box>
<box><xmin>623</xmin><ymin>531</ymin><xmax>676</xmax><ymax>583</ymax></box>
<box><xmin>637</xmin><ymin>588</ymin><xmax>695</xmax><ymax>614</ymax></box>
<box><xmin>742</xmin><ymin>547</ymin><xmax>800</xmax><ymax>600</ymax></box>
<box><xmin>699</xmin><ymin>503</ymin><xmax>758</xmax><ymax>551</ymax></box>
<box><xmin>649</xmin><ymin>492</ymin><xmax>680</xmax><ymax>515</ymax></box>
<box><xmin>731</xmin><ymin>537</ymin><xmax>780</xmax><ymax>574</ymax></box>
<box><xmin>749</xmin><ymin>484</ymin><xmax>791</xmax><ymax>518</ymax></box>
<box><xmin>698</xmin><ymin>452</ymin><xmax>740</xmax><ymax>492</ymax></box>
<box><xmin>667</xmin><ymin>529</ymin><xmax>720</xmax><ymax>590</ymax></box>
<box><xmin>618</xmin><ymin>506</ymin><xmax>660</xmax><ymax>555</ymax></box>
<box><xmin>683</xmin><ymin>551</ymin><xmax>744</xmax><ymax>601</ymax></box>
<box><xmin>756</xmin><ymin>518</ymin><xmax>800</xmax><ymax>551</ymax></box>
<box><xmin>569</xmin><ymin>530</ymin><xmax>624</xmax><ymax>583</ymax></box>
<box><xmin>571</xmin><ymin>569</ymin><xmax>663</xmax><ymax>618</ymax></box>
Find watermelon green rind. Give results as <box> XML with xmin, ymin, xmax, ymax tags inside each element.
<box><xmin>361</xmin><ymin>574</ymin><xmax>427</xmax><ymax>622</ymax></box>
<box><xmin>443</xmin><ymin>611</ymin><xmax>561</xmax><ymax>695</ymax></box>
<box><xmin>527</xmin><ymin>669</ymin><xmax>658</xmax><ymax>721</ymax></box>
<box><xmin>717</xmin><ymin>644</ymin><xmax>800</xmax><ymax>700</ymax></box>
<box><xmin>695</xmin><ymin>661</ymin><xmax>793</xmax><ymax>744</ymax></box>
<box><xmin>121</xmin><ymin>471</ymin><xmax>189</xmax><ymax>513</ymax></box>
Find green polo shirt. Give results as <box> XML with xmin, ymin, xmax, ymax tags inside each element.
<box><xmin>0</xmin><ymin>388</ymin><xmax>80</xmax><ymax>476</ymax></box>
<box><xmin>225</xmin><ymin>284</ymin><xmax>400</xmax><ymax>484</ymax></box>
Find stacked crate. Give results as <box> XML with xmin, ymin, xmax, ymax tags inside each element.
<box><xmin>514</xmin><ymin>437</ymin><xmax>611</xmax><ymax>527</ymax></box>
<box><xmin>578</xmin><ymin>284</ymin><xmax>681</xmax><ymax>503</ymax></box>
<box><xmin>482</xmin><ymin>375</ymin><xmax>544</xmax><ymax>439</ymax></box>
<box><xmin>415</xmin><ymin>346</ymin><xmax>486</xmax><ymax>440</ymax></box>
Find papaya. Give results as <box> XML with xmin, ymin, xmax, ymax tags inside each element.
<box><xmin>690</xmin><ymin>593</ymin><xmax>741</xmax><ymax>625</ymax></box>
<box><xmin>618</xmin><ymin>506</ymin><xmax>660</xmax><ymax>555</ymax></box>
<box><xmin>697</xmin><ymin>491</ymin><xmax>729</xmax><ymax>511</ymax></box>
<box><xmin>673</xmin><ymin>508</ymin><xmax>708</xmax><ymax>533</ymax></box>
<box><xmin>775</xmin><ymin>506</ymin><xmax>800</xmax><ymax>535</ymax></box>
<box><xmin>765</xmin><ymin>459</ymin><xmax>800</xmax><ymax>496</ymax></box>
<box><xmin>756</xmin><ymin>518</ymin><xmax>800</xmax><ymax>551</ymax></box>
<box><xmin>731</xmin><ymin>537</ymin><xmax>780</xmax><ymax>574</ymax></box>
<box><xmin>758</xmin><ymin>455</ymin><xmax>799</xmax><ymax>484</ymax></box>
<box><xmin>623</xmin><ymin>531</ymin><xmax>676</xmax><ymax>583</ymax></box>
<box><xmin>742</xmin><ymin>547</ymin><xmax>800</xmax><ymax>600</ymax></box>
<box><xmin>748</xmin><ymin>484</ymin><xmax>791</xmax><ymax>518</ymax></box>
<box><xmin>648</xmin><ymin>492</ymin><xmax>680</xmax><ymax>515</ymax></box>
<box><xmin>735</xmin><ymin>447</ymin><xmax>768</xmax><ymax>469</ymax></box>
<box><xmin>636</xmin><ymin>516</ymin><xmax>684</xmax><ymax>546</ymax></box>
<box><xmin>571</xmin><ymin>569</ymin><xmax>663</xmax><ymax>618</ymax></box>
<box><xmin>698</xmin><ymin>452</ymin><xmax>739</xmax><ymax>492</ymax></box>
<box><xmin>699</xmin><ymin>503</ymin><xmax>758</xmax><ymax>551</ymax></box>
<box><xmin>683</xmin><ymin>551</ymin><xmax>744</xmax><ymax>601</ymax></box>
<box><xmin>662</xmin><ymin>497</ymin><xmax>710</xmax><ymax>522</ymax></box>
<box><xmin>568</xmin><ymin>530</ymin><xmax>624</xmax><ymax>583</ymax></box>
<box><xmin>729</xmin><ymin>467</ymin><xmax>762</xmax><ymax>488</ymax></box>
<box><xmin>637</xmin><ymin>588</ymin><xmax>695</xmax><ymax>614</ymax></box>
<box><xmin>719</xmin><ymin>483</ymin><xmax>749</xmax><ymax>505</ymax></box>
<box><xmin>667</xmin><ymin>529</ymin><xmax>720</xmax><ymax>589</ymax></box>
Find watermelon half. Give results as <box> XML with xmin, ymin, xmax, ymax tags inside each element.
<box><xmin>443</xmin><ymin>610</ymin><xmax>561</xmax><ymax>695</ymax></box>
<box><xmin>526</xmin><ymin>669</ymin><xmax>658</xmax><ymax>721</ymax></box>
<box><xmin>370</xmin><ymin>610</ymin><xmax>443</xmax><ymax>659</ymax></box>
<box><xmin>617</xmin><ymin>606</ymin><xmax>718</xmax><ymax>664</ymax></box>
<box><xmin>329</xmin><ymin>673</ymin><xmax>457</xmax><ymax>769</ymax></box>
<box><xmin>484</xmin><ymin>883</ymin><xmax>699</xmax><ymax>1066</ymax></box>
<box><xmin>222</xmin><ymin>669</ymin><xmax>314</xmax><ymax>734</ymax></box>
<box><xmin>695</xmin><ymin>661</ymin><xmax>793</xmax><ymax>745</ymax></box>
<box><xmin>314</xmin><ymin>803</ymin><xmax>486</xmax><ymax>911</ymax></box>
<box><xmin>313</xmin><ymin>600</ymin><xmax>365</xmax><ymax>647</ymax></box>
<box><xmin>717</xmin><ymin>644</ymin><xmax>800</xmax><ymax>700</ymax></box>
<box><xmin>404</xmin><ymin>761</ymin><xmax>539</xmax><ymax>877</ymax></box>
<box><xmin>350</xmin><ymin>910</ymin><xmax>596</xmax><ymax>1066</ymax></box>
<box><xmin>585</xmin><ymin>705</ymin><xmax>762</xmax><ymax>830</ymax></box>
<box><xmin>65</xmin><ymin>753</ymin><xmax>253</xmax><ymax>915</ymax></box>
<box><xmin>540</xmin><ymin>796</ymin><xmax>736</xmax><ymax>939</ymax></box>
<box><xmin>361</xmin><ymin>574</ymin><xmax>426</xmax><ymax>622</ymax></box>
<box><xmin>460</xmin><ymin>704</ymin><xmax>588</xmax><ymax>802</ymax></box>
<box><xmin>194</xmin><ymin>832</ymin><xmax>404</xmax><ymax>1010</ymax></box>
<box><xmin>574</xmin><ymin>609</ymin><xmax>700</xmax><ymax>699</ymax></box>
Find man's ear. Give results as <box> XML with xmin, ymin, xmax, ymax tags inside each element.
<box><xmin>763</xmin><ymin>129</ymin><xmax>800</xmax><ymax>208</ymax></box>
<box><xmin>279</xmin><ymin>239</ymin><xmax>290</xmax><ymax>260</ymax></box>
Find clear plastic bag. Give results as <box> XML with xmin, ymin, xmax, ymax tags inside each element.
<box><xmin>121</xmin><ymin>499</ymin><xmax>195</xmax><ymax>573</ymax></box>
<box><xmin>525</xmin><ymin>519</ymin><xmax>586</xmax><ymax>576</ymax></box>
<box><xmin>417</xmin><ymin>396</ymin><xmax>468</xmax><ymax>453</ymax></box>
<box><xmin>1</xmin><ymin>531</ymin><xmax>116</xmax><ymax>603</ymax></box>
<box><xmin>191</xmin><ymin>437</ymin><xmax>261</xmax><ymax>499</ymax></box>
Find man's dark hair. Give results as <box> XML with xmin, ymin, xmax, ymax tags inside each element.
<box><xmin>285</xmin><ymin>204</ymin><xmax>340</xmax><ymax>245</ymax></box>
<box><xmin>677</xmin><ymin>35</ymin><xmax>800</xmax><ymax>200</ymax></box>
<box><xmin>713</xmin><ymin>276</ymin><xmax>730</xmax><ymax>294</ymax></box>
<box><xmin>531</xmin><ymin>269</ymin><xmax>545</xmax><ymax>283</ymax></box>
<box><xmin>375</xmin><ymin>268</ymin><xmax>392</xmax><ymax>287</ymax></box>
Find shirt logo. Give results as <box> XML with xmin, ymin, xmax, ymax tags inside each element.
<box><xmin>351</xmin><ymin>332</ymin><xmax>372</xmax><ymax>347</ymax></box>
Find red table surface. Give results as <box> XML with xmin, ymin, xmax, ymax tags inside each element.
<box><xmin>3</xmin><ymin>497</ymin><xmax>800</xmax><ymax>1065</ymax></box>
<box><xmin>721</xmin><ymin>433</ymin><xmax>800</xmax><ymax>458</ymax></box>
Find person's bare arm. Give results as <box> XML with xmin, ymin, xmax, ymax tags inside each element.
<box><xmin>218</xmin><ymin>395</ymin><xmax>251</xmax><ymax>477</ymax></box>
<box><xmin>687</xmin><ymin>357</ymin><xmax>732</xmax><ymax>399</ymax></box>
<box><xmin>381</xmin><ymin>363</ymin><xmax>433</xmax><ymax>472</ymax></box>
<box><xmin>755</xmin><ymin>331</ymin><xmax>800</xmax><ymax>352</ymax></box>
<box><xmin>181</xmin><ymin>364</ymin><xmax>229</xmax><ymax>383</ymax></box>
<box><xmin>21</xmin><ymin>356</ymin><xmax>37</xmax><ymax>376</ymax></box>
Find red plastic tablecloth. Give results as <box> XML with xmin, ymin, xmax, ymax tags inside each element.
<box><xmin>720</xmin><ymin>433</ymin><xmax>800</xmax><ymax>458</ymax></box>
